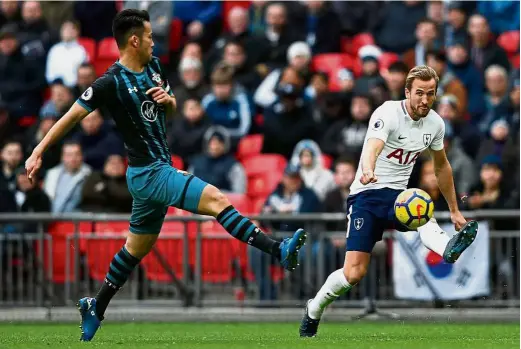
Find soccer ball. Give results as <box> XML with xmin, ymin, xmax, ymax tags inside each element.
<box><xmin>394</xmin><ymin>188</ymin><xmax>434</xmax><ymax>230</ymax></box>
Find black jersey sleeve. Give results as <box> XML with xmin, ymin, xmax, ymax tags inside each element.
<box><xmin>76</xmin><ymin>74</ymin><xmax>115</xmax><ymax>113</ymax></box>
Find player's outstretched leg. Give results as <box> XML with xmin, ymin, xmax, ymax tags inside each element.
<box><xmin>417</xmin><ymin>218</ymin><xmax>478</xmax><ymax>264</ymax></box>
<box><xmin>198</xmin><ymin>185</ymin><xmax>307</xmax><ymax>271</ymax></box>
<box><xmin>300</xmin><ymin>251</ymin><xmax>369</xmax><ymax>337</ymax></box>
<box><xmin>78</xmin><ymin>233</ymin><xmax>156</xmax><ymax>341</ymax></box>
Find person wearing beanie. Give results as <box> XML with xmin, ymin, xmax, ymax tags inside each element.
<box><xmin>354</xmin><ymin>44</ymin><xmax>385</xmax><ymax>95</ymax></box>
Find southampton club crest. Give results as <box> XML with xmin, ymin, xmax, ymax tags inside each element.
<box><xmin>423</xmin><ymin>134</ymin><xmax>432</xmax><ymax>147</ymax></box>
<box><xmin>152</xmin><ymin>72</ymin><xmax>164</xmax><ymax>87</ymax></box>
<box><xmin>354</xmin><ymin>218</ymin><xmax>364</xmax><ymax>230</ymax></box>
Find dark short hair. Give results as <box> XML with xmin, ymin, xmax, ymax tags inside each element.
<box><xmin>63</xmin><ymin>139</ymin><xmax>82</xmax><ymax>150</ymax></box>
<box><xmin>79</xmin><ymin>62</ymin><xmax>95</xmax><ymax>70</ymax></box>
<box><xmin>211</xmin><ymin>62</ymin><xmax>234</xmax><ymax>85</ymax></box>
<box><xmin>112</xmin><ymin>9</ymin><xmax>150</xmax><ymax>48</ymax></box>
<box><xmin>224</xmin><ymin>39</ymin><xmax>245</xmax><ymax>51</ymax></box>
<box><xmin>1</xmin><ymin>138</ymin><xmax>22</xmax><ymax>150</ymax></box>
<box><xmin>418</xmin><ymin>18</ymin><xmax>438</xmax><ymax>31</ymax></box>
<box><xmin>425</xmin><ymin>49</ymin><xmax>446</xmax><ymax>63</ymax></box>
<box><xmin>388</xmin><ymin>61</ymin><xmax>409</xmax><ymax>74</ymax></box>
<box><xmin>334</xmin><ymin>155</ymin><xmax>357</xmax><ymax>170</ymax></box>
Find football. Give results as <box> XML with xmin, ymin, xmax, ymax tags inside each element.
<box><xmin>394</xmin><ymin>188</ymin><xmax>434</xmax><ymax>230</ymax></box>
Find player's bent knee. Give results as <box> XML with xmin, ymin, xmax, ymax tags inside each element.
<box><xmin>197</xmin><ymin>185</ymin><xmax>231</xmax><ymax>216</ymax></box>
<box><xmin>125</xmin><ymin>232</ymin><xmax>158</xmax><ymax>259</ymax></box>
<box><xmin>343</xmin><ymin>251</ymin><xmax>371</xmax><ymax>285</ymax></box>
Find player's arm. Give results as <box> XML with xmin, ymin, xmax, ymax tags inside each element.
<box><xmin>360</xmin><ymin>138</ymin><xmax>385</xmax><ymax>184</ymax></box>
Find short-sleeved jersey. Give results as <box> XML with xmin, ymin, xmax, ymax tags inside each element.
<box><xmin>349</xmin><ymin>100</ymin><xmax>445</xmax><ymax>195</ymax></box>
<box><xmin>76</xmin><ymin>57</ymin><xmax>174</xmax><ymax>167</ymax></box>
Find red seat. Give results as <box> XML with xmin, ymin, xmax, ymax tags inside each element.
<box><xmin>242</xmin><ymin>154</ymin><xmax>287</xmax><ymax>176</ymax></box>
<box><xmin>237</xmin><ymin>134</ymin><xmax>264</xmax><ymax>159</ymax></box>
<box><xmin>226</xmin><ymin>193</ymin><xmax>252</xmax><ymax>214</ymax></box>
<box><xmin>95</xmin><ymin>221</ymin><xmax>129</xmax><ymax>234</ymax></box>
<box><xmin>199</xmin><ymin>236</ymin><xmax>235</xmax><ymax>282</ymax></box>
<box><xmin>497</xmin><ymin>31</ymin><xmax>520</xmax><ymax>56</ymax></box>
<box><xmin>311</xmin><ymin>53</ymin><xmax>356</xmax><ymax>74</ymax></box>
<box><xmin>322</xmin><ymin>154</ymin><xmax>333</xmax><ymax>169</ymax></box>
<box><xmin>141</xmin><ymin>234</ymin><xmax>186</xmax><ymax>282</ymax></box>
<box><xmin>247</xmin><ymin>172</ymin><xmax>282</xmax><ymax>198</ymax></box>
<box><xmin>169</xmin><ymin>19</ymin><xmax>183</xmax><ymax>52</ymax></box>
<box><xmin>95</xmin><ymin>37</ymin><xmax>119</xmax><ymax>76</ymax></box>
<box><xmin>84</xmin><ymin>235</ymin><xmax>126</xmax><ymax>281</ymax></box>
<box><xmin>251</xmin><ymin>196</ymin><xmax>267</xmax><ymax>214</ymax></box>
<box><xmin>171</xmin><ymin>155</ymin><xmax>184</xmax><ymax>170</ymax></box>
<box><xmin>379</xmin><ymin>52</ymin><xmax>401</xmax><ymax>70</ymax></box>
<box><xmin>342</xmin><ymin>33</ymin><xmax>375</xmax><ymax>56</ymax></box>
<box><xmin>78</xmin><ymin>37</ymin><xmax>96</xmax><ymax>62</ymax></box>
<box><xmin>511</xmin><ymin>54</ymin><xmax>520</xmax><ymax>69</ymax></box>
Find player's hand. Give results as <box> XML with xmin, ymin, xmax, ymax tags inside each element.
<box><xmin>360</xmin><ymin>170</ymin><xmax>377</xmax><ymax>185</ymax></box>
<box><xmin>450</xmin><ymin>210</ymin><xmax>467</xmax><ymax>231</ymax></box>
<box><xmin>146</xmin><ymin>87</ymin><xmax>171</xmax><ymax>105</ymax></box>
<box><xmin>25</xmin><ymin>152</ymin><xmax>43</xmax><ymax>184</ymax></box>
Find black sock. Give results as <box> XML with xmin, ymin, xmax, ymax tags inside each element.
<box><xmin>95</xmin><ymin>246</ymin><xmax>141</xmax><ymax>319</ymax></box>
<box><xmin>216</xmin><ymin>205</ymin><xmax>280</xmax><ymax>258</ymax></box>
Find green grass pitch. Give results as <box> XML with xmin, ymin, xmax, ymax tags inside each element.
<box><xmin>0</xmin><ymin>322</ymin><xmax>518</xmax><ymax>349</ymax></box>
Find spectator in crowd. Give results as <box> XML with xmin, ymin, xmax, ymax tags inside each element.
<box><xmin>180</xmin><ymin>41</ymin><xmax>203</xmax><ymax>61</ymax></box>
<box><xmin>81</xmin><ymin>154</ymin><xmax>133</xmax><ymax>213</ymax></box>
<box><xmin>306</xmin><ymin>71</ymin><xmax>329</xmax><ymax>102</ymax></box>
<box><xmin>0</xmin><ymin>100</ymin><xmax>11</xmax><ymax>144</ymax></box>
<box><xmin>290</xmin><ymin>139</ymin><xmax>336</xmax><ymax>202</ymax></box>
<box><xmin>254</xmin><ymin>41</ymin><xmax>311</xmax><ymax>108</ymax></box>
<box><xmin>321</xmin><ymin>92</ymin><xmax>373</xmax><ymax>161</ymax></box>
<box><xmin>335</xmin><ymin>68</ymin><xmax>356</xmax><ymax>95</ymax></box>
<box><xmin>73</xmin><ymin>63</ymin><xmax>96</xmax><ymax>99</ymax></box>
<box><xmin>168</xmin><ymin>98</ymin><xmax>211</xmax><ymax>166</ymax></box>
<box><xmin>172</xmin><ymin>57</ymin><xmax>210</xmax><ymax>118</ymax></box>
<box><xmin>70</xmin><ymin>109</ymin><xmax>125</xmax><ymax>171</ymax></box>
<box><xmin>123</xmin><ymin>1</ymin><xmax>172</xmax><ymax>56</ymax></box>
<box><xmin>202</xmin><ymin>63</ymin><xmax>253</xmax><ymax>145</ymax></box>
<box><xmin>173</xmin><ymin>1</ymin><xmax>222</xmax><ymax>51</ymax></box>
<box><xmin>403</xmin><ymin>18</ymin><xmax>441</xmax><ymax>69</ymax></box>
<box><xmin>260</xmin><ymin>2</ymin><xmax>303</xmax><ymax>69</ymax></box>
<box><xmin>446</xmin><ymin>36</ymin><xmax>486</xmax><ymax>121</ymax></box>
<box><xmin>14</xmin><ymin>167</ymin><xmax>51</xmax><ymax>219</ymax></box>
<box><xmin>445</xmin><ymin>2</ymin><xmax>470</xmax><ymax>49</ymax></box>
<box><xmin>43</xmin><ymin>140</ymin><xmax>91</xmax><ymax>213</ymax></box>
<box><xmin>45</xmin><ymin>20</ymin><xmax>87</xmax><ymax>88</ymax></box>
<box><xmin>261</xmin><ymin>67</ymin><xmax>315</xmax><ymax>159</ymax></box>
<box><xmin>426</xmin><ymin>50</ymin><xmax>468</xmax><ymax>115</ymax></box>
<box><xmin>383</xmin><ymin>61</ymin><xmax>408</xmax><ymax>101</ymax></box>
<box><xmin>188</xmin><ymin>126</ymin><xmax>246</xmax><ymax>194</ymax></box>
<box><xmin>468</xmin><ymin>14</ymin><xmax>510</xmax><ymax>73</ymax></box>
<box><xmin>18</xmin><ymin>1</ymin><xmax>55</xmax><ymax>60</ymax></box>
<box><xmin>354</xmin><ymin>44</ymin><xmax>384</xmax><ymax>95</ymax></box>
<box><xmin>73</xmin><ymin>1</ymin><xmax>117</xmax><ymax>41</ymax></box>
<box><xmin>39</xmin><ymin>81</ymin><xmax>74</xmax><ymax>119</ymax></box>
<box><xmin>0</xmin><ymin>23</ymin><xmax>46</xmax><ymax>118</ymax></box>
<box><xmin>419</xmin><ymin>159</ymin><xmax>450</xmax><ymax>212</ymax></box>
<box><xmin>464</xmin><ymin>155</ymin><xmax>517</xmax><ymax>210</ymax></box>
<box><xmin>477</xmin><ymin>1</ymin><xmax>520</xmax><ymax>35</ymax></box>
<box><xmin>323</xmin><ymin>156</ymin><xmax>356</xmax><ymax>219</ymax></box>
<box><xmin>25</xmin><ymin>104</ymin><xmax>62</xmax><ymax>174</ymax></box>
<box><xmin>367</xmin><ymin>78</ymin><xmax>391</xmax><ymax>108</ymax></box>
<box><xmin>427</xmin><ymin>1</ymin><xmax>445</xmax><ymax>30</ymax></box>
<box><xmin>476</xmin><ymin>119</ymin><xmax>519</xmax><ymax>179</ymax></box>
<box><xmin>330</xmin><ymin>1</ymin><xmax>379</xmax><ymax>37</ymax></box>
<box><xmin>249</xmin><ymin>0</ymin><xmax>267</xmax><ymax>35</ymax></box>
<box><xmin>314</xmin><ymin>91</ymin><xmax>349</xmax><ymax>137</ymax></box>
<box><xmin>221</xmin><ymin>40</ymin><xmax>262</xmax><ymax>94</ymax></box>
<box><xmin>481</xmin><ymin>65</ymin><xmax>513</xmax><ymax>133</ymax></box>
<box><xmin>443</xmin><ymin>121</ymin><xmax>477</xmax><ymax>197</ymax></box>
<box><xmin>0</xmin><ymin>0</ymin><xmax>21</xmax><ymax>29</ymax></box>
<box><xmin>372</xmin><ymin>0</ymin><xmax>426</xmax><ymax>54</ymax></box>
<box><xmin>0</xmin><ymin>139</ymin><xmax>23</xmax><ymax>193</ymax></box>
<box><xmin>40</xmin><ymin>1</ymin><xmax>74</xmax><ymax>33</ymax></box>
<box><xmin>302</xmin><ymin>1</ymin><xmax>341</xmax><ymax>55</ymax></box>
<box><xmin>509</xmin><ymin>70</ymin><xmax>520</xmax><ymax>131</ymax></box>
<box><xmin>250</xmin><ymin>163</ymin><xmax>321</xmax><ymax>300</ymax></box>
<box><xmin>436</xmin><ymin>94</ymin><xmax>478</xmax><ymax>159</ymax></box>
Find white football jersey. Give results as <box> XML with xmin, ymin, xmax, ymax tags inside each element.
<box><xmin>350</xmin><ymin>100</ymin><xmax>445</xmax><ymax>195</ymax></box>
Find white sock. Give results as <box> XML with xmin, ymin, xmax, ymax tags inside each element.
<box><xmin>417</xmin><ymin>218</ymin><xmax>451</xmax><ymax>256</ymax></box>
<box><xmin>308</xmin><ymin>269</ymin><xmax>352</xmax><ymax>320</ymax></box>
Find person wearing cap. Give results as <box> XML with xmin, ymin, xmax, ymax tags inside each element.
<box><xmin>402</xmin><ymin>18</ymin><xmax>441</xmax><ymax>69</ymax></box>
<box><xmin>443</xmin><ymin>120</ymin><xmax>477</xmax><ymax>197</ymax></box>
<box><xmin>426</xmin><ymin>50</ymin><xmax>467</xmax><ymax>115</ymax></box>
<box><xmin>187</xmin><ymin>126</ymin><xmax>246</xmax><ymax>194</ymax></box>
<box><xmin>250</xmin><ymin>162</ymin><xmax>321</xmax><ymax>300</ymax></box>
<box><xmin>0</xmin><ymin>22</ymin><xmax>46</xmax><ymax>118</ymax></box>
<box><xmin>172</xmin><ymin>57</ymin><xmax>210</xmax><ymax>118</ymax></box>
<box><xmin>201</xmin><ymin>62</ymin><xmax>254</xmax><ymax>145</ymax></box>
<box><xmin>254</xmin><ymin>41</ymin><xmax>311</xmax><ymax>108</ymax></box>
<box><xmin>467</xmin><ymin>14</ymin><xmax>510</xmax><ymax>73</ymax></box>
<box><xmin>168</xmin><ymin>98</ymin><xmax>211</xmax><ymax>166</ymax></box>
<box><xmin>446</xmin><ymin>35</ymin><xmax>486</xmax><ymax>120</ymax></box>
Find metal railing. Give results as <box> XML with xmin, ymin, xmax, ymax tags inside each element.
<box><xmin>0</xmin><ymin>210</ymin><xmax>518</xmax><ymax>309</ymax></box>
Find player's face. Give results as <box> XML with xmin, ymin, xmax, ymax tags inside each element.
<box><xmin>138</xmin><ymin>22</ymin><xmax>154</xmax><ymax>63</ymax></box>
<box><xmin>406</xmin><ymin>78</ymin><xmax>437</xmax><ymax>119</ymax></box>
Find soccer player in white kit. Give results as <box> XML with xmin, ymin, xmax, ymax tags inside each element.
<box><xmin>299</xmin><ymin>66</ymin><xmax>479</xmax><ymax>337</ymax></box>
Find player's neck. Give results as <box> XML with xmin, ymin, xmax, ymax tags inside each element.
<box><xmin>404</xmin><ymin>100</ymin><xmax>421</xmax><ymax>121</ymax></box>
<box><xmin>119</xmin><ymin>54</ymin><xmax>145</xmax><ymax>73</ymax></box>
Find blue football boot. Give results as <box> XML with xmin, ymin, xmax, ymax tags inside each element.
<box><xmin>77</xmin><ymin>297</ymin><xmax>102</xmax><ymax>341</ymax></box>
<box><xmin>443</xmin><ymin>220</ymin><xmax>479</xmax><ymax>263</ymax></box>
<box><xmin>279</xmin><ymin>228</ymin><xmax>307</xmax><ymax>271</ymax></box>
<box><xmin>299</xmin><ymin>300</ymin><xmax>320</xmax><ymax>337</ymax></box>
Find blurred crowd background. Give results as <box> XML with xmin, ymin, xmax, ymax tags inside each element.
<box><xmin>0</xmin><ymin>0</ymin><xmax>519</xmax><ymax>225</ymax></box>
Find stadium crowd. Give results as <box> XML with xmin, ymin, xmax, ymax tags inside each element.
<box><xmin>0</xmin><ymin>1</ymin><xmax>519</xmax><ymax>299</ymax></box>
